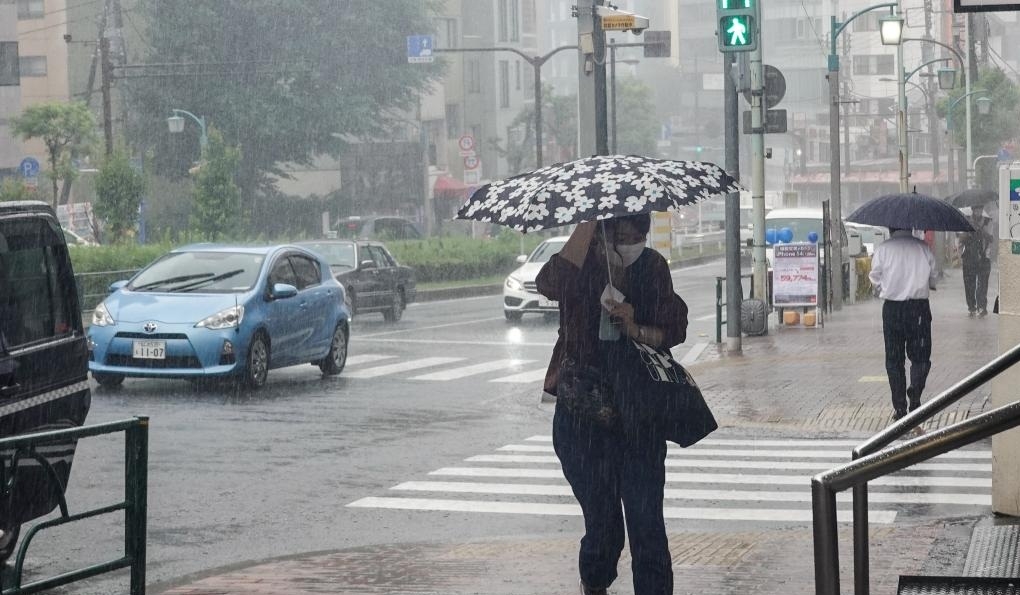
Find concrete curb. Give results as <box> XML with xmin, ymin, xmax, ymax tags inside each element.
<box><xmin>413</xmin><ymin>254</ymin><xmax>724</xmax><ymax>303</ymax></box>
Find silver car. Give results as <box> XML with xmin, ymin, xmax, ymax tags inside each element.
<box><xmin>502</xmin><ymin>236</ymin><xmax>568</xmax><ymax>323</ymax></box>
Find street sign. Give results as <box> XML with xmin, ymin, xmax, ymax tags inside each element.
<box><xmin>602</xmin><ymin>14</ymin><xmax>639</xmax><ymax>30</ymax></box>
<box><xmin>716</xmin><ymin>0</ymin><xmax>757</xmax><ymax>53</ymax></box>
<box><xmin>742</xmin><ymin>109</ymin><xmax>788</xmax><ymax>134</ymax></box>
<box><xmin>643</xmin><ymin>30</ymin><xmax>671</xmax><ymax>58</ymax></box>
<box><xmin>742</xmin><ymin>65</ymin><xmax>786</xmax><ymax>109</ymax></box>
<box><xmin>406</xmin><ymin>35</ymin><xmax>435</xmax><ymax>64</ymax></box>
<box><xmin>463</xmin><ymin>155</ymin><xmax>480</xmax><ymax>170</ymax></box>
<box><xmin>464</xmin><ymin>170</ymin><xmax>481</xmax><ymax>185</ymax></box>
<box><xmin>458</xmin><ymin>134</ymin><xmax>476</xmax><ymax>156</ymax></box>
<box><xmin>18</xmin><ymin>157</ymin><xmax>40</xmax><ymax>179</ymax></box>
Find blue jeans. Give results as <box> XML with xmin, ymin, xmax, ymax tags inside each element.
<box><xmin>553</xmin><ymin>403</ymin><xmax>673</xmax><ymax>595</ymax></box>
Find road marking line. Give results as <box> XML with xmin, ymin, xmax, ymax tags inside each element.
<box><xmin>466</xmin><ymin>454</ymin><xmax>990</xmax><ymax>473</ymax></box>
<box><xmin>344</xmin><ymin>357</ymin><xmax>465</xmax><ymax>379</ymax></box>
<box><xmin>518</xmin><ymin>437</ymin><xmax>989</xmax><ymax>457</ymax></box>
<box><xmin>430</xmin><ymin>467</ymin><xmax>990</xmax><ymax>488</ymax></box>
<box><xmin>489</xmin><ymin>368</ymin><xmax>549</xmax><ymax>384</ymax></box>
<box><xmin>390</xmin><ymin>481</ymin><xmax>990</xmax><ymax>506</ymax></box>
<box><xmin>411</xmin><ymin>360</ymin><xmax>534</xmax><ymax>381</ymax></box>
<box><xmin>859</xmin><ymin>375</ymin><xmax>888</xmax><ymax>382</ymax></box>
<box><xmin>357</xmin><ymin>338</ymin><xmax>557</xmax><ymax>347</ymax></box>
<box><xmin>357</xmin><ymin>317</ymin><xmax>505</xmax><ymax>339</ymax></box>
<box><xmin>497</xmin><ymin>444</ymin><xmax>991</xmax><ymax>463</ymax></box>
<box><xmin>345</xmin><ymin>354</ymin><xmax>398</xmax><ymax>366</ymax></box>
<box><xmin>680</xmin><ymin>341</ymin><xmax>709</xmax><ymax>365</ymax></box>
<box><xmin>347</xmin><ymin>497</ymin><xmax>895</xmax><ymax>523</ymax></box>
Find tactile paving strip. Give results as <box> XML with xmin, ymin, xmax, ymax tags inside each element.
<box><xmin>964</xmin><ymin>525</ymin><xmax>1020</xmax><ymax>577</ymax></box>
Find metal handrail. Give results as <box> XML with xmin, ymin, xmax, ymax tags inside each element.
<box><xmin>812</xmin><ymin>342</ymin><xmax>1020</xmax><ymax>595</ymax></box>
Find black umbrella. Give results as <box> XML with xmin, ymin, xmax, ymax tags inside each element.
<box><xmin>947</xmin><ymin>188</ymin><xmax>997</xmax><ymax>208</ymax></box>
<box><xmin>846</xmin><ymin>192</ymin><xmax>974</xmax><ymax>232</ymax></box>
<box><xmin>455</xmin><ymin>154</ymin><xmax>741</xmax><ymax>232</ymax></box>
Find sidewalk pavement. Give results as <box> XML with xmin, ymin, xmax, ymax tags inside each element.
<box><xmin>156</xmin><ymin>267</ymin><xmax>1001</xmax><ymax>595</ymax></box>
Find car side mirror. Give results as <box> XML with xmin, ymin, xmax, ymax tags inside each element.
<box><xmin>516</xmin><ymin>254</ymin><xmax>528</xmax><ymax>264</ymax></box>
<box><xmin>360</xmin><ymin>260</ymin><xmax>376</xmax><ymax>270</ymax></box>
<box><xmin>270</xmin><ymin>283</ymin><xmax>298</xmax><ymax>300</ymax></box>
<box><xmin>109</xmin><ymin>280</ymin><xmax>129</xmax><ymax>293</ymax></box>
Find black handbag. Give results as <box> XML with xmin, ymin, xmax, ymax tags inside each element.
<box><xmin>607</xmin><ymin>340</ymin><xmax>718</xmax><ymax>447</ymax></box>
<box><xmin>556</xmin><ymin>356</ymin><xmax>620</xmax><ymax>428</ymax></box>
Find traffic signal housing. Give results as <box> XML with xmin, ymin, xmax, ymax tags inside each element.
<box><xmin>717</xmin><ymin>0</ymin><xmax>757</xmax><ymax>53</ymax></box>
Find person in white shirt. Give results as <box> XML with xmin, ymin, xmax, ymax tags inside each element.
<box><xmin>868</xmin><ymin>228</ymin><xmax>937</xmax><ymax>420</ymax></box>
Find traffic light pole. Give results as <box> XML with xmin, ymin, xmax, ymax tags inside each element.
<box><xmin>749</xmin><ymin>13</ymin><xmax>767</xmax><ymax>305</ymax></box>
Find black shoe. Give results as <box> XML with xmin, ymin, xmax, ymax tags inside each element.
<box><xmin>979</xmin><ymin>309</ymin><xmax>988</xmax><ymax>318</ymax></box>
<box><xmin>892</xmin><ymin>410</ymin><xmax>908</xmax><ymax>421</ymax></box>
<box><xmin>968</xmin><ymin>310</ymin><xmax>976</xmax><ymax>318</ymax></box>
<box><xmin>908</xmin><ymin>400</ymin><xmax>921</xmax><ymax>413</ymax></box>
<box><xmin>580</xmin><ymin>580</ymin><xmax>608</xmax><ymax>595</ymax></box>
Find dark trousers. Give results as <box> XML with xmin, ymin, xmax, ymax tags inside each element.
<box><xmin>962</xmin><ymin>259</ymin><xmax>991</xmax><ymax>312</ymax></box>
<box><xmin>553</xmin><ymin>404</ymin><xmax>673</xmax><ymax>595</ymax></box>
<box><xmin>882</xmin><ymin>299</ymin><xmax>932</xmax><ymax>415</ymax></box>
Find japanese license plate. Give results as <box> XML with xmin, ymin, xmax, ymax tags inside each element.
<box><xmin>132</xmin><ymin>340</ymin><xmax>166</xmax><ymax>360</ymax></box>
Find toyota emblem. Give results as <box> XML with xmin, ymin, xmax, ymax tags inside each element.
<box><xmin>143</xmin><ymin>322</ymin><xmax>158</xmax><ymax>334</ymax></box>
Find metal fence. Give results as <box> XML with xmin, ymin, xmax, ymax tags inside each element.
<box><xmin>76</xmin><ymin>270</ymin><xmax>138</xmax><ymax>316</ymax></box>
<box><xmin>0</xmin><ymin>417</ymin><xmax>149</xmax><ymax>595</ymax></box>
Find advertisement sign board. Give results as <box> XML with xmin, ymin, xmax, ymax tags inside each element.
<box><xmin>772</xmin><ymin>242</ymin><xmax>819</xmax><ymax>306</ymax></box>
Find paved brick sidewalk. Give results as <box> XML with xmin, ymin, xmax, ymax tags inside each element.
<box><xmin>155</xmin><ymin>268</ymin><xmax>999</xmax><ymax>595</ymax></box>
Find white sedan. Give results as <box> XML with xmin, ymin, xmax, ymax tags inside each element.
<box><xmin>503</xmin><ymin>236</ymin><xmax>568</xmax><ymax>323</ymax></box>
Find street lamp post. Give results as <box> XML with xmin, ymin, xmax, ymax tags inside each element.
<box><xmin>167</xmin><ymin>109</ymin><xmax>208</xmax><ymax>154</ymax></box>
<box><xmin>828</xmin><ymin>2</ymin><xmax>897</xmax><ymax>311</ymax></box>
<box><xmin>946</xmin><ymin>90</ymin><xmax>991</xmax><ymax>191</ymax></box>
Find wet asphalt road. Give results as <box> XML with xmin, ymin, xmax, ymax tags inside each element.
<box><xmin>13</xmin><ymin>263</ymin><xmax>724</xmax><ymax>594</ymax></box>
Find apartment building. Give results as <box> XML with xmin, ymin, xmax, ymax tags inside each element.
<box><xmin>15</xmin><ymin>0</ymin><xmax>71</xmax><ymax>166</ymax></box>
<box><xmin>0</xmin><ymin>0</ymin><xmax>21</xmax><ymax>178</ymax></box>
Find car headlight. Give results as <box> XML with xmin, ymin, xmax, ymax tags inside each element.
<box><xmin>92</xmin><ymin>302</ymin><xmax>115</xmax><ymax>327</ymax></box>
<box><xmin>506</xmin><ymin>276</ymin><xmax>524</xmax><ymax>291</ymax></box>
<box><xmin>195</xmin><ymin>305</ymin><xmax>245</xmax><ymax>329</ymax></box>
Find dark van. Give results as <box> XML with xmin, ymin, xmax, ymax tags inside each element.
<box><xmin>0</xmin><ymin>201</ymin><xmax>90</xmax><ymax>561</ymax></box>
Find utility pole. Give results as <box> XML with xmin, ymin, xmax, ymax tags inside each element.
<box><xmin>724</xmin><ymin>54</ymin><xmax>742</xmax><ymax>351</ymax></box>
<box><xmin>576</xmin><ymin>1</ymin><xmax>609</xmax><ymax>156</ymax></box>
<box><xmin>749</xmin><ymin>7</ymin><xmax>766</xmax><ymax>305</ymax></box>
<box><xmin>965</xmin><ymin>14</ymin><xmax>976</xmax><ymax>188</ymax></box>
<box><xmin>100</xmin><ymin>36</ymin><xmax>114</xmax><ymax>156</ymax></box>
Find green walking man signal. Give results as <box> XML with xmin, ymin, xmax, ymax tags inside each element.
<box><xmin>716</xmin><ymin>0</ymin><xmax>757</xmax><ymax>52</ymax></box>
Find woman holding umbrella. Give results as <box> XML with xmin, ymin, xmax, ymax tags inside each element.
<box><xmin>536</xmin><ymin>215</ymin><xmax>688</xmax><ymax>595</ymax></box>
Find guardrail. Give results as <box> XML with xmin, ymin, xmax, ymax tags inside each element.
<box><xmin>714</xmin><ymin>274</ymin><xmax>754</xmax><ymax>343</ymax></box>
<box><xmin>0</xmin><ymin>417</ymin><xmax>149</xmax><ymax>595</ymax></box>
<box><xmin>812</xmin><ymin>342</ymin><xmax>1020</xmax><ymax>595</ymax></box>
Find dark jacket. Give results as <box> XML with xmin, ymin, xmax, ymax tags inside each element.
<box><xmin>536</xmin><ymin>246</ymin><xmax>689</xmax><ymax>395</ymax></box>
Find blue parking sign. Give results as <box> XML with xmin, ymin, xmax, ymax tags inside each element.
<box><xmin>407</xmin><ymin>35</ymin><xmax>435</xmax><ymax>64</ymax></box>
<box><xmin>19</xmin><ymin>157</ymin><xmax>40</xmax><ymax>178</ymax></box>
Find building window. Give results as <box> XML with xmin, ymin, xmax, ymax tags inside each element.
<box><xmin>498</xmin><ymin>0</ymin><xmax>509</xmax><ymax>42</ymax></box>
<box><xmin>445</xmin><ymin>103</ymin><xmax>460</xmax><ymax>139</ymax></box>
<box><xmin>499</xmin><ymin>60</ymin><xmax>510</xmax><ymax>108</ymax></box>
<box><xmin>0</xmin><ymin>42</ymin><xmax>19</xmax><ymax>87</ymax></box>
<box><xmin>467</xmin><ymin>60</ymin><xmax>481</xmax><ymax>93</ymax></box>
<box><xmin>515</xmin><ymin>60</ymin><xmax>521</xmax><ymax>91</ymax></box>
<box><xmin>436</xmin><ymin>17</ymin><xmax>457</xmax><ymax>49</ymax></box>
<box><xmin>18</xmin><ymin>56</ymin><xmax>47</xmax><ymax>77</ymax></box>
<box><xmin>510</xmin><ymin>0</ymin><xmax>520</xmax><ymax>42</ymax></box>
<box><xmin>17</xmin><ymin>0</ymin><xmax>45</xmax><ymax>20</ymax></box>
<box><xmin>498</xmin><ymin>0</ymin><xmax>519</xmax><ymax>42</ymax></box>
<box><xmin>852</xmin><ymin>54</ymin><xmax>894</xmax><ymax>76</ymax></box>
<box><xmin>522</xmin><ymin>0</ymin><xmax>536</xmax><ymax>35</ymax></box>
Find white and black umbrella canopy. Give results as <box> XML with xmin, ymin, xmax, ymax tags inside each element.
<box><xmin>456</xmin><ymin>155</ymin><xmax>741</xmax><ymax>233</ymax></box>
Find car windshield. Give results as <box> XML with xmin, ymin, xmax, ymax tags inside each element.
<box><xmin>765</xmin><ymin>218</ymin><xmax>824</xmax><ymax>243</ymax></box>
<box><xmin>129</xmin><ymin>252</ymin><xmax>265</xmax><ymax>293</ymax></box>
<box><xmin>529</xmin><ymin>240</ymin><xmax>567</xmax><ymax>263</ymax></box>
<box><xmin>301</xmin><ymin>243</ymin><xmax>357</xmax><ymax>269</ymax></box>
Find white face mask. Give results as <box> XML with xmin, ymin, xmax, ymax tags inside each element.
<box><xmin>613</xmin><ymin>242</ymin><xmax>645</xmax><ymax>267</ymax></box>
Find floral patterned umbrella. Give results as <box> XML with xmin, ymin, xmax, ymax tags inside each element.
<box><xmin>455</xmin><ymin>155</ymin><xmax>741</xmax><ymax>232</ymax></box>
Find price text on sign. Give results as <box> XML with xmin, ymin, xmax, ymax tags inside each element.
<box><xmin>772</xmin><ymin>243</ymin><xmax>819</xmax><ymax>307</ymax></box>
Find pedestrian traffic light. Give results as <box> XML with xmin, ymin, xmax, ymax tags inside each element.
<box><xmin>717</xmin><ymin>0</ymin><xmax>757</xmax><ymax>53</ymax></box>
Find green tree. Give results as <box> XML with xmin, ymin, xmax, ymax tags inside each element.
<box><xmin>94</xmin><ymin>151</ymin><xmax>146</xmax><ymax>243</ymax></box>
<box><xmin>129</xmin><ymin>0</ymin><xmax>441</xmax><ymax>223</ymax></box>
<box><xmin>938</xmin><ymin>67</ymin><xmax>1020</xmax><ymax>187</ymax></box>
<box><xmin>191</xmin><ymin>128</ymin><xmax>241</xmax><ymax>241</ymax></box>
<box><xmin>10</xmin><ymin>101</ymin><xmax>97</xmax><ymax>209</ymax></box>
<box><xmin>496</xmin><ymin>86</ymin><xmax>578</xmax><ymax>175</ymax></box>
<box><xmin>614</xmin><ymin>79</ymin><xmax>660</xmax><ymax>157</ymax></box>
<box><xmin>0</xmin><ymin>178</ymin><xmax>44</xmax><ymax>202</ymax></box>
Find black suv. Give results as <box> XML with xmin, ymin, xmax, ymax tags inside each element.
<box><xmin>0</xmin><ymin>201</ymin><xmax>91</xmax><ymax>560</ymax></box>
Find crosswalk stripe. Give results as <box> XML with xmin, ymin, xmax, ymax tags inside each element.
<box><xmin>430</xmin><ymin>467</ymin><xmax>991</xmax><ymax>488</ymax></box>
<box><xmin>523</xmin><ymin>436</ymin><xmax>992</xmax><ymax>452</ymax></box>
<box><xmin>347</xmin><ymin>496</ymin><xmax>897</xmax><ymax>523</ymax></box>
<box><xmin>411</xmin><ymin>360</ymin><xmax>533</xmax><ymax>381</ymax></box>
<box><xmin>344</xmin><ymin>357</ymin><xmax>466</xmax><ymax>379</ymax></box>
<box><xmin>390</xmin><ymin>481</ymin><xmax>990</xmax><ymax>506</ymax></box>
<box><xmin>465</xmin><ymin>454</ymin><xmax>991</xmax><ymax>473</ymax></box>
<box><xmin>345</xmin><ymin>354</ymin><xmax>398</xmax><ymax>366</ymax></box>
<box><xmin>489</xmin><ymin>368</ymin><xmax>549</xmax><ymax>384</ymax></box>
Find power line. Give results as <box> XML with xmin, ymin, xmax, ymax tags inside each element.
<box><xmin>17</xmin><ymin>2</ymin><xmax>138</xmax><ymax>36</ymax></box>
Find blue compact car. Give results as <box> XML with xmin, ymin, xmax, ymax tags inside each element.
<box><xmin>87</xmin><ymin>244</ymin><xmax>350</xmax><ymax>389</ymax></box>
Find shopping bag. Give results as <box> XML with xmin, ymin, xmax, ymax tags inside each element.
<box><xmin>607</xmin><ymin>340</ymin><xmax>717</xmax><ymax>447</ymax></box>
